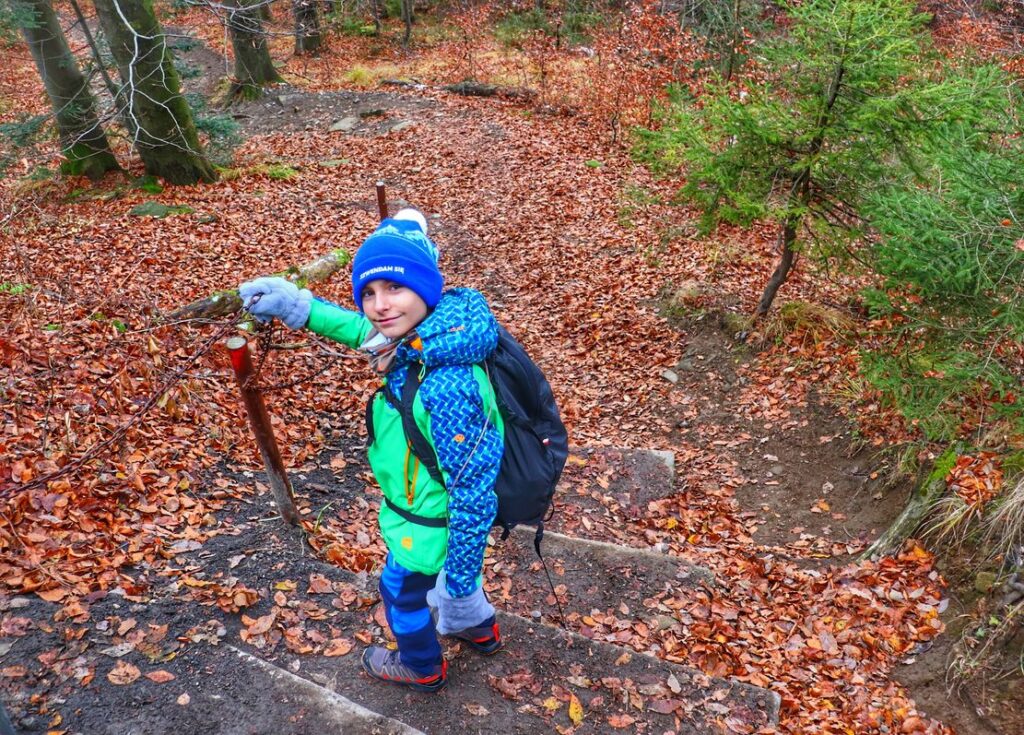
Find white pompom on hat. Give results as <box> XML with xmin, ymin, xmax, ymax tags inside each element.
<box><xmin>393</xmin><ymin>207</ymin><xmax>428</xmax><ymax>235</ymax></box>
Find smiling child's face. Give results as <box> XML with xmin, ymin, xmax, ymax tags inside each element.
<box><xmin>360</xmin><ymin>279</ymin><xmax>429</xmax><ymax>339</ymax></box>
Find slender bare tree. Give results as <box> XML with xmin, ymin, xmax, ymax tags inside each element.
<box><xmin>292</xmin><ymin>0</ymin><xmax>321</xmax><ymax>54</ymax></box>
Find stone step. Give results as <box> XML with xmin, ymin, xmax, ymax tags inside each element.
<box><xmin>485</xmin><ymin>526</ymin><xmax>712</xmax><ymax>632</ymax></box>
<box><xmin>550</xmin><ymin>447</ymin><xmax>677</xmax><ymax>545</ymax></box>
<box><xmin>229</xmin><ymin>646</ymin><xmax>428</xmax><ymax>732</ymax></box>
<box><xmin>235</xmin><ymin>610</ymin><xmax>779</xmax><ymax>734</ymax></box>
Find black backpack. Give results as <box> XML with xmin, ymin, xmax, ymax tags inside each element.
<box><xmin>378</xmin><ymin>325</ymin><xmax>569</xmax><ymax>554</ymax></box>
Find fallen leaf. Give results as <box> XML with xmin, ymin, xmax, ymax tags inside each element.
<box><xmin>100</xmin><ymin>643</ymin><xmax>135</xmax><ymax>658</ymax></box>
<box><xmin>146</xmin><ymin>670</ymin><xmax>176</xmax><ymax>683</ymax></box>
<box><xmin>543</xmin><ymin>696</ymin><xmax>562</xmax><ymax>712</ymax></box>
<box><xmin>607</xmin><ymin>713</ymin><xmax>636</xmax><ymax>728</ymax></box>
<box><xmin>107</xmin><ymin>660</ymin><xmax>141</xmax><ymax>685</ymax></box>
<box><xmin>36</xmin><ymin>588</ymin><xmax>69</xmax><ymax>602</ymax></box>
<box><xmin>323</xmin><ymin>638</ymin><xmax>353</xmax><ymax>657</ymax></box>
<box><xmin>247</xmin><ymin>613</ymin><xmax>276</xmax><ymax>635</ymax></box>
<box><xmin>648</xmin><ymin>699</ymin><xmax>682</xmax><ymax>714</ymax></box>
<box><xmin>308</xmin><ymin>574</ymin><xmax>333</xmax><ymax>594</ymax></box>
<box><xmin>568</xmin><ymin>694</ymin><xmax>584</xmax><ymax>725</ymax></box>
<box><xmin>354</xmin><ymin>630</ymin><xmax>373</xmax><ymax>645</ymax></box>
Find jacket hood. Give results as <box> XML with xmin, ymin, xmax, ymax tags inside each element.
<box><xmin>408</xmin><ymin>287</ymin><xmax>498</xmax><ymax>368</ymax></box>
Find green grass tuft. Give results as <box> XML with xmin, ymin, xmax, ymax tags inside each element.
<box><xmin>259</xmin><ymin>163</ymin><xmax>299</xmax><ymax>180</ymax></box>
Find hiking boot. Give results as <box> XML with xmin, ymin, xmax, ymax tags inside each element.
<box><xmin>360</xmin><ymin>647</ymin><xmax>447</xmax><ymax>693</ymax></box>
<box><xmin>450</xmin><ymin>621</ymin><xmax>502</xmax><ymax>655</ymax></box>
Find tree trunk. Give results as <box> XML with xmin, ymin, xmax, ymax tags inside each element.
<box><xmin>757</xmin><ymin>163</ymin><xmax>808</xmax><ymax>317</ymax></box>
<box><xmin>16</xmin><ymin>0</ymin><xmax>120</xmax><ymax>180</ymax></box>
<box><xmin>755</xmin><ymin>214</ymin><xmax>798</xmax><ymax>317</ymax></box>
<box><xmin>370</xmin><ymin>0</ymin><xmax>381</xmax><ymax>34</ymax></box>
<box><xmin>68</xmin><ymin>0</ymin><xmax>124</xmax><ymax>122</ymax></box>
<box><xmin>92</xmin><ymin>0</ymin><xmax>217</xmax><ymax>185</ymax></box>
<box><xmin>861</xmin><ymin>447</ymin><xmax>959</xmax><ymax>560</ymax></box>
<box><xmin>400</xmin><ymin>0</ymin><xmax>412</xmax><ymax>46</ymax></box>
<box><xmin>721</xmin><ymin>0</ymin><xmax>742</xmax><ymax>82</ymax></box>
<box><xmin>293</xmin><ymin>0</ymin><xmax>322</xmax><ymax>54</ymax></box>
<box><xmin>756</xmin><ymin>57</ymin><xmax>846</xmax><ymax>317</ymax></box>
<box><xmin>225</xmin><ymin>0</ymin><xmax>281</xmax><ymax>100</ymax></box>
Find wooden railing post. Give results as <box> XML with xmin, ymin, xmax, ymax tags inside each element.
<box><xmin>376</xmin><ymin>180</ymin><xmax>388</xmax><ymax>221</ymax></box>
<box><xmin>225</xmin><ymin>335</ymin><xmax>299</xmax><ymax>526</ymax></box>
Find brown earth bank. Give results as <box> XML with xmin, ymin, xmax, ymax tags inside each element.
<box><xmin>659</xmin><ymin>313</ymin><xmax>1024</xmax><ymax>735</ymax></box>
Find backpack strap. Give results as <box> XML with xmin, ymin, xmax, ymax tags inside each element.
<box><xmin>397</xmin><ymin>364</ymin><xmax>446</xmax><ymax>487</ymax></box>
<box><xmin>365</xmin><ymin>387</ymin><xmax>382</xmax><ymax>446</ymax></box>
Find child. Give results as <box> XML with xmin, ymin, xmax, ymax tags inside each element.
<box><xmin>239</xmin><ymin>209</ymin><xmax>503</xmax><ymax>693</ymax></box>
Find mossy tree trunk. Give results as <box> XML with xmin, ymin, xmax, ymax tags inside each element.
<box><xmin>92</xmin><ymin>0</ymin><xmax>217</xmax><ymax>184</ymax></box>
<box><xmin>293</xmin><ymin>0</ymin><xmax>321</xmax><ymax>54</ymax></box>
<box><xmin>16</xmin><ymin>0</ymin><xmax>120</xmax><ymax>180</ymax></box>
<box><xmin>225</xmin><ymin>0</ymin><xmax>281</xmax><ymax>99</ymax></box>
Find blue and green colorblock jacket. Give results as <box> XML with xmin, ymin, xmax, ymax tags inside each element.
<box><xmin>305</xmin><ymin>288</ymin><xmax>504</xmax><ymax>598</ymax></box>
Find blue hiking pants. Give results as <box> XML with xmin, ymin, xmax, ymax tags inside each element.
<box><xmin>379</xmin><ymin>553</ymin><xmax>442</xmax><ymax>674</ymax></box>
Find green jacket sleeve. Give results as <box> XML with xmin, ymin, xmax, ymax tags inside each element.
<box><xmin>305</xmin><ymin>298</ymin><xmax>373</xmax><ymax>349</ymax></box>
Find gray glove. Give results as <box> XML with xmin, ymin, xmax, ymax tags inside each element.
<box><xmin>238</xmin><ymin>276</ymin><xmax>312</xmax><ymax>330</ymax></box>
<box><xmin>426</xmin><ymin>570</ymin><xmax>495</xmax><ymax>635</ymax></box>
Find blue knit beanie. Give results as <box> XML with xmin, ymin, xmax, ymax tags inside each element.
<box><xmin>351</xmin><ymin>209</ymin><xmax>443</xmax><ymax>312</ymax></box>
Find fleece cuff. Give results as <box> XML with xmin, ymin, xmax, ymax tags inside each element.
<box><xmin>425</xmin><ymin>571</ymin><xmax>495</xmax><ymax>635</ymax></box>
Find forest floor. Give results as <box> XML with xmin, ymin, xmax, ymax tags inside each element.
<box><xmin>3</xmin><ymin>5</ymin><xmax>1024</xmax><ymax>734</ymax></box>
